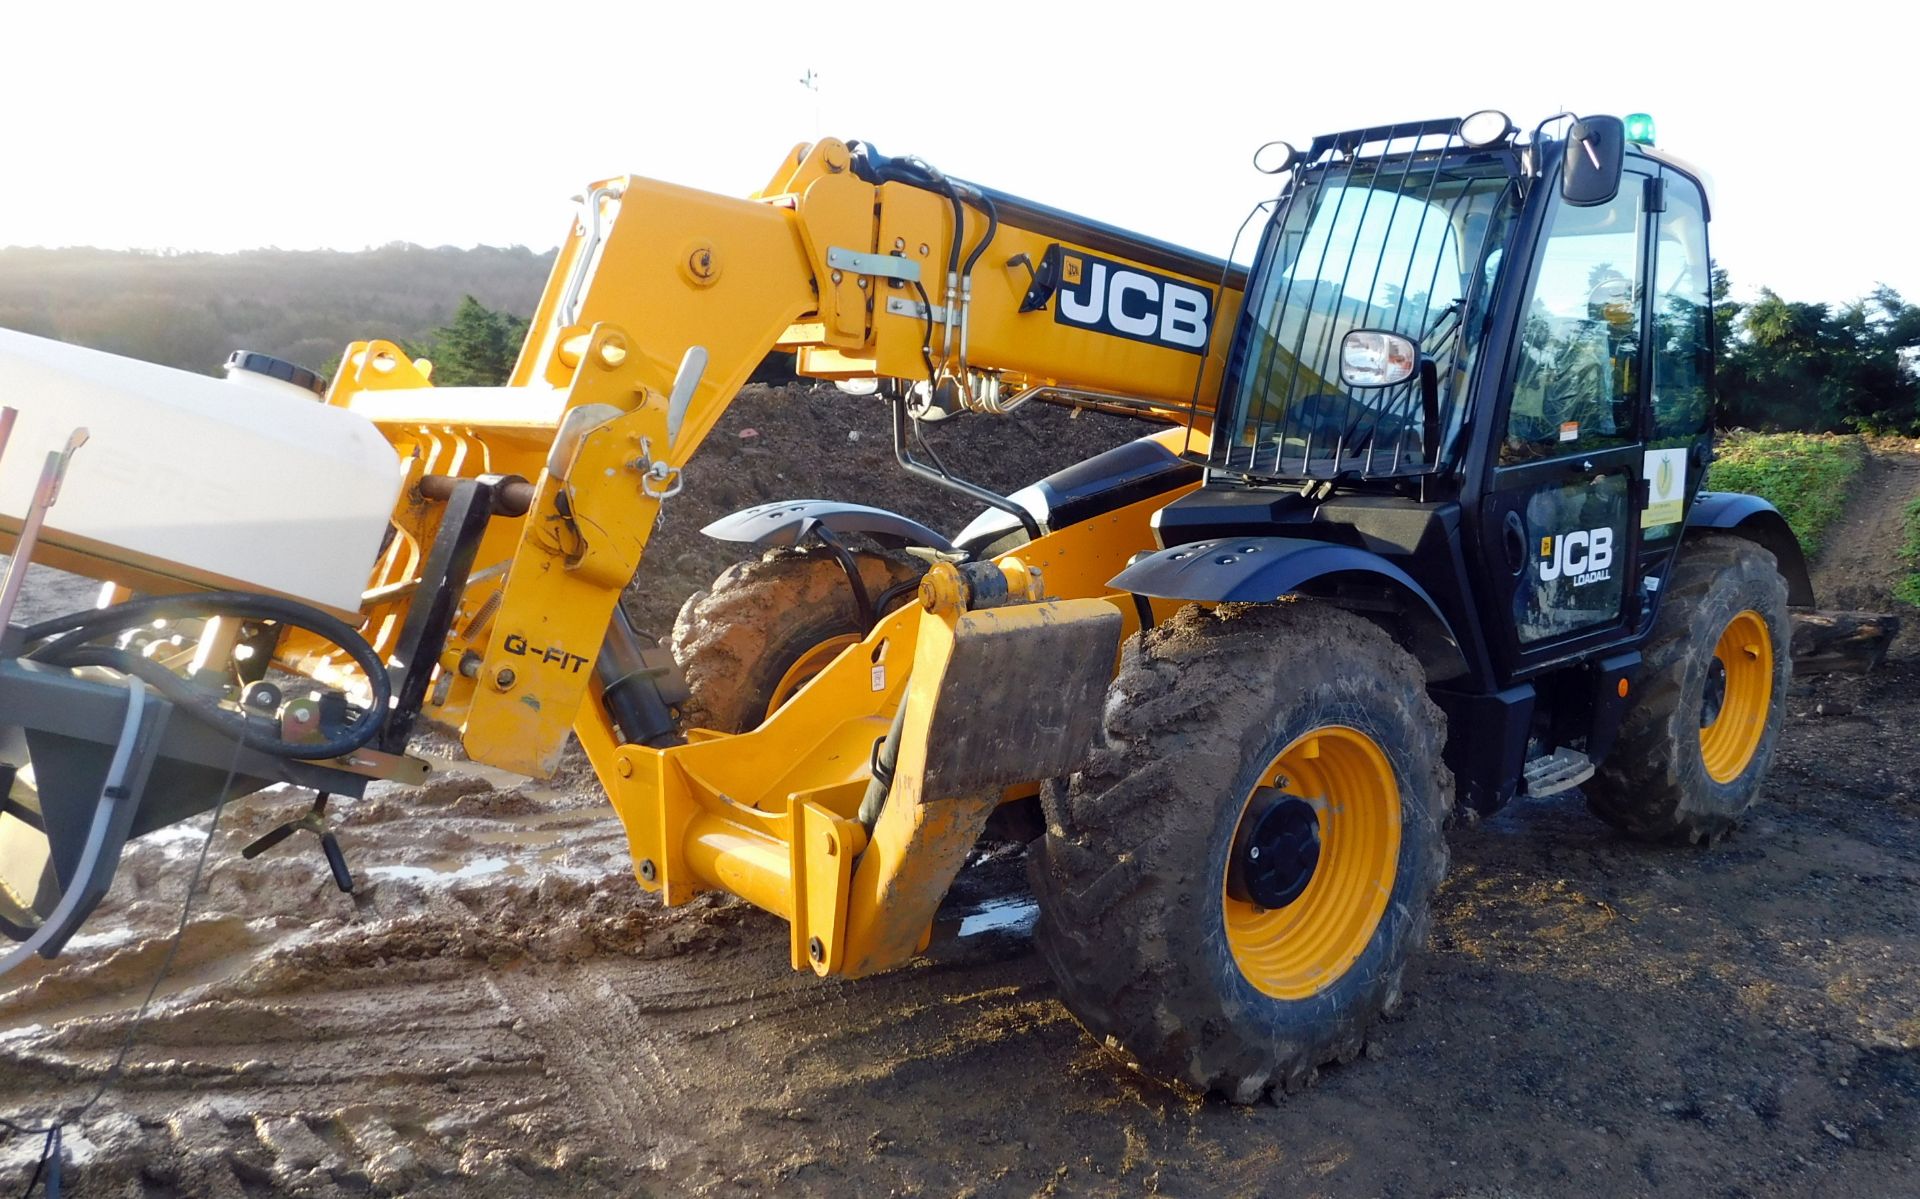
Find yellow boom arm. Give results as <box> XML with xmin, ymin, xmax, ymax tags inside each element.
<box><xmin>305</xmin><ymin>139</ymin><xmax>1242</xmax><ymax>975</ymax></box>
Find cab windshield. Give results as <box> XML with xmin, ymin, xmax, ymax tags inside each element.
<box><xmin>1215</xmin><ymin>151</ymin><xmax>1520</xmax><ymax>480</ymax></box>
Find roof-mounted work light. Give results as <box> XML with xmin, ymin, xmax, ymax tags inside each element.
<box><xmin>1459</xmin><ymin>110</ymin><xmax>1515</xmax><ymax>148</ymax></box>
<box><xmin>1253</xmin><ymin>140</ymin><xmax>1299</xmax><ymax>175</ymax></box>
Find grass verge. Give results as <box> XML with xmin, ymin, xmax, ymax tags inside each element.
<box><xmin>1894</xmin><ymin>495</ymin><xmax>1920</xmax><ymax>607</ymax></box>
<box><xmin>1710</xmin><ymin>432</ymin><xmax>1866</xmax><ymax>560</ymax></box>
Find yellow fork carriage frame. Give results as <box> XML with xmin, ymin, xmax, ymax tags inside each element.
<box><xmin>298</xmin><ymin>140</ymin><xmax>1244</xmax><ymax>978</ymax></box>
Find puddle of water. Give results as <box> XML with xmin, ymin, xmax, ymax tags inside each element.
<box><xmin>363</xmin><ymin>852</ymin><xmax>619</xmax><ymax>886</ymax></box>
<box><xmin>954</xmin><ymin>896</ymin><xmax>1038</xmax><ymax>939</ymax></box>
<box><xmin>60</xmin><ymin>926</ymin><xmax>142</xmax><ymax>954</ymax></box>
<box><xmin>356</xmin><ymin>794</ymin><xmax>628</xmax><ymax>888</ymax></box>
<box><xmin>135</xmin><ymin>823</ymin><xmax>219</xmax><ymax>853</ymax></box>
<box><xmin>365</xmin><ymin>856</ymin><xmax>519</xmax><ymax>884</ymax></box>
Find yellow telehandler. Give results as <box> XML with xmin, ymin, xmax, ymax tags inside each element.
<box><xmin>0</xmin><ymin>112</ymin><xmax>1813</xmax><ymax>1100</ymax></box>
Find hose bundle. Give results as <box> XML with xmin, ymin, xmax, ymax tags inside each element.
<box><xmin>21</xmin><ymin>591</ymin><xmax>390</xmax><ymax>760</ymax></box>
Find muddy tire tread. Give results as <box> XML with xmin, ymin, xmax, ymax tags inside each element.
<box><xmin>1029</xmin><ymin>601</ymin><xmax>1451</xmax><ymax>1103</ymax></box>
<box><xmin>669</xmin><ymin>543</ymin><xmax>924</xmax><ymax>734</ymax></box>
<box><xmin>1587</xmin><ymin>534</ymin><xmax>1791</xmax><ymax>844</ymax></box>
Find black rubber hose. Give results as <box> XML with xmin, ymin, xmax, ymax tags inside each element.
<box><xmin>944</xmin><ymin>183</ymin><xmax>967</xmax><ymax>281</ymax></box>
<box><xmin>844</xmin><ymin>145</ymin><xmax>993</xmax><ymax>275</ymax></box>
<box><xmin>903</xmin><ymin>158</ymin><xmax>964</xmax><ymax>283</ymax></box>
<box><xmin>24</xmin><ymin>591</ymin><xmax>355</xmax><ymax>649</ymax></box>
<box><xmin>958</xmin><ymin>187</ymin><xmax>999</xmax><ymax>279</ymax></box>
<box><xmin>857</xmin><ymin>700</ymin><xmax>908</xmax><ymax>829</ymax></box>
<box><xmin>23</xmin><ymin>591</ymin><xmax>391</xmax><ymax>760</ymax></box>
<box><xmin>891</xmin><ymin>395</ymin><xmax>1042</xmax><ymax>540</ymax></box>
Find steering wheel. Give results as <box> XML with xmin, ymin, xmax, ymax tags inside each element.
<box><xmin>1587</xmin><ymin>275</ymin><xmax>1633</xmax><ymax>319</ymax></box>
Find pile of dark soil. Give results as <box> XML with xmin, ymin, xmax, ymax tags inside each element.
<box><xmin>623</xmin><ymin>384</ymin><xmax>1148</xmax><ymax>631</ymax></box>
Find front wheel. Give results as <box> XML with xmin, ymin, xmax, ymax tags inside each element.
<box><xmin>1029</xmin><ymin>601</ymin><xmax>1452</xmax><ymax>1102</ymax></box>
<box><xmin>670</xmin><ymin>544</ymin><xmax>925</xmax><ymax>734</ymax></box>
<box><xmin>1587</xmin><ymin>535</ymin><xmax>1790</xmax><ymax>844</ymax></box>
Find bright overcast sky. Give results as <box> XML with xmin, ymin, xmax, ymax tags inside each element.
<box><xmin>4</xmin><ymin>1</ymin><xmax>1912</xmax><ymax>306</ymax></box>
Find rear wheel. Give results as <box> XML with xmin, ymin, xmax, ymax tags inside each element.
<box><xmin>670</xmin><ymin>544</ymin><xmax>925</xmax><ymax>733</ymax></box>
<box><xmin>1587</xmin><ymin>536</ymin><xmax>1790</xmax><ymax>843</ymax></box>
<box><xmin>1030</xmin><ymin>601</ymin><xmax>1451</xmax><ymax>1101</ymax></box>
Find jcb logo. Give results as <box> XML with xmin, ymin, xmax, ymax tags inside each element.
<box><xmin>1055</xmin><ymin>251</ymin><xmax>1212</xmax><ymax>355</ymax></box>
<box><xmin>1539</xmin><ymin>527</ymin><xmax>1615</xmax><ymax>585</ymax></box>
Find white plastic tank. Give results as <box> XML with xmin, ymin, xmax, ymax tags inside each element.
<box><xmin>0</xmin><ymin>329</ymin><xmax>405</xmax><ymax>614</ymax></box>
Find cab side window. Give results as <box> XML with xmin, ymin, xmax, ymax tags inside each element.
<box><xmin>1502</xmin><ymin>182</ymin><xmax>1645</xmax><ymax>463</ymax></box>
<box><xmin>1650</xmin><ymin>177</ymin><xmax>1711</xmax><ymax>441</ymax></box>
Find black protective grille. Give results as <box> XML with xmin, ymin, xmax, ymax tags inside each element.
<box><xmin>1210</xmin><ymin>119</ymin><xmax>1519</xmax><ymax>482</ymax></box>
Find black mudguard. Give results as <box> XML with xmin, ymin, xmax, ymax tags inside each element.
<box><xmin>952</xmin><ymin>436</ymin><xmax>1202</xmax><ymax>554</ymax></box>
<box><xmin>1688</xmin><ymin>492</ymin><xmax>1814</xmax><ymax>606</ymax></box>
<box><xmin>1112</xmin><ymin>537</ymin><xmax>1470</xmax><ymax>683</ymax></box>
<box><xmin>700</xmin><ymin>500</ymin><xmax>955</xmax><ymax>553</ymax></box>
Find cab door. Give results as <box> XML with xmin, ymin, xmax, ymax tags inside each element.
<box><xmin>1637</xmin><ymin>168</ymin><xmax>1717</xmax><ymax>585</ymax></box>
<box><xmin>1478</xmin><ymin>163</ymin><xmax>1656</xmax><ymax>673</ymax></box>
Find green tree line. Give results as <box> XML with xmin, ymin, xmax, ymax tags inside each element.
<box><xmin>1713</xmin><ymin>269</ymin><xmax>1920</xmax><ymax>434</ymax></box>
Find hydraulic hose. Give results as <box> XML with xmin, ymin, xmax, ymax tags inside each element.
<box><xmin>891</xmin><ymin>395</ymin><xmax>1042</xmax><ymax>541</ymax></box>
<box><xmin>857</xmin><ymin>700</ymin><xmax>908</xmax><ymax>829</ymax></box>
<box><xmin>955</xmin><ymin>187</ymin><xmax>999</xmax><ymax>374</ymax></box>
<box><xmin>22</xmin><ymin>591</ymin><xmax>391</xmax><ymax>760</ymax></box>
<box><xmin>958</xmin><ymin>186</ymin><xmax>999</xmax><ymax>278</ymax></box>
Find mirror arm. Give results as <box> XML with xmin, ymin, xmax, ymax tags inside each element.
<box><xmin>1419</xmin><ymin>358</ymin><xmax>1441</xmax><ymax>462</ymax></box>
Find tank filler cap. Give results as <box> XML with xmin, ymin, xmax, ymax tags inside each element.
<box><xmin>224</xmin><ymin>350</ymin><xmax>326</xmax><ymax>399</ymax></box>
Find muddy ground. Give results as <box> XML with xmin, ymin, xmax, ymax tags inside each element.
<box><xmin>1</xmin><ymin>410</ymin><xmax>1916</xmax><ymax>1197</ymax></box>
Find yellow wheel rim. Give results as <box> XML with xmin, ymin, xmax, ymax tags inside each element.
<box><xmin>765</xmin><ymin>634</ymin><xmax>859</xmax><ymax>720</ymax></box>
<box><xmin>1222</xmin><ymin>726</ymin><xmax>1401</xmax><ymax>1000</ymax></box>
<box><xmin>1699</xmin><ymin>609</ymin><xmax>1773</xmax><ymax>784</ymax></box>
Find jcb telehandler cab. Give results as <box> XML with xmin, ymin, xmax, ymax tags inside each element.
<box><xmin>0</xmin><ymin>111</ymin><xmax>1806</xmax><ymax>1104</ymax></box>
<box><xmin>1121</xmin><ymin>111</ymin><xmax>1802</xmax><ymax>814</ymax></box>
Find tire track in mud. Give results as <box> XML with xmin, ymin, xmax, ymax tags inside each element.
<box><xmin>2</xmin><ymin>967</ymin><xmax>570</xmax><ymax>1194</ymax></box>
<box><xmin>482</xmin><ymin>965</ymin><xmax>673</xmax><ymax>1164</ymax></box>
<box><xmin>471</xmin><ymin>876</ymin><xmax>1074</xmax><ymax>1192</ymax></box>
<box><xmin>9</xmin><ymin>740</ymin><xmax>1912</xmax><ymax>1197</ymax></box>
<box><xmin>0</xmin><ymin>774</ymin><xmax>717</xmax><ymax>1194</ymax></box>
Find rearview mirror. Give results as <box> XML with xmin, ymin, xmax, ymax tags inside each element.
<box><xmin>1561</xmin><ymin>115</ymin><xmax>1626</xmax><ymax>207</ymax></box>
<box><xmin>1339</xmin><ymin>330</ymin><xmax>1418</xmax><ymax>388</ymax></box>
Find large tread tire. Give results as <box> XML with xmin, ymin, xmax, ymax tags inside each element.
<box><xmin>670</xmin><ymin>544</ymin><xmax>924</xmax><ymax>734</ymax></box>
<box><xmin>1029</xmin><ymin>601</ymin><xmax>1452</xmax><ymax>1103</ymax></box>
<box><xmin>1587</xmin><ymin>535</ymin><xmax>1790</xmax><ymax>844</ymax></box>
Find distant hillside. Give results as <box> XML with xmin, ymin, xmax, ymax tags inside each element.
<box><xmin>0</xmin><ymin>244</ymin><xmax>556</xmax><ymax>377</ymax></box>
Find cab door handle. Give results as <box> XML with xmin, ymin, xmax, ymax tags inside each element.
<box><xmin>1502</xmin><ymin>511</ymin><xmax>1528</xmax><ymax>576</ymax></box>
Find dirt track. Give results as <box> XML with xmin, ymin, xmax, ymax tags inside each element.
<box><xmin>2</xmin><ymin>419</ymin><xmax>1917</xmax><ymax>1197</ymax></box>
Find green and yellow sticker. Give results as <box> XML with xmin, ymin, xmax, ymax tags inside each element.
<box><xmin>1641</xmin><ymin>447</ymin><xmax>1688</xmax><ymax>527</ymax></box>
